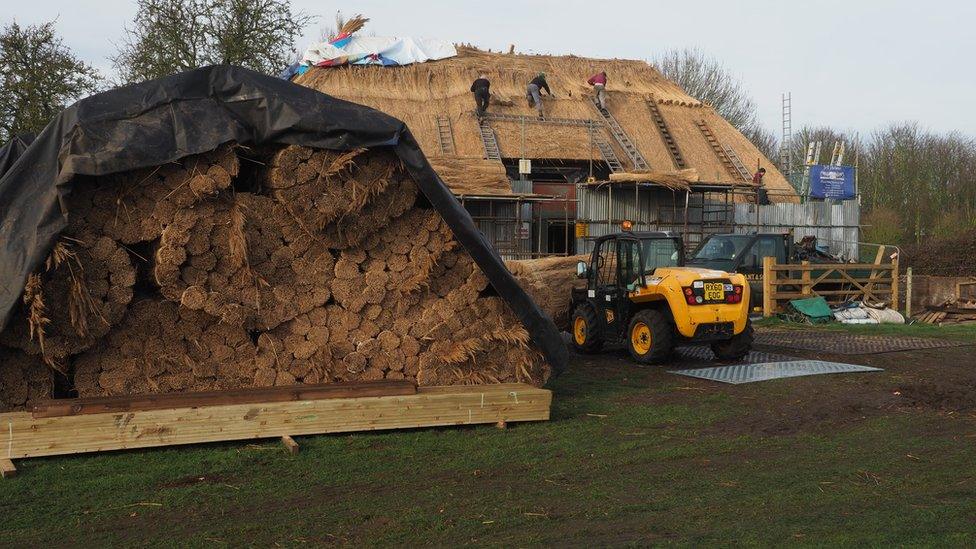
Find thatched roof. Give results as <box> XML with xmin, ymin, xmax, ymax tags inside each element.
<box><xmin>295</xmin><ymin>46</ymin><xmax>797</xmax><ymax>202</ymax></box>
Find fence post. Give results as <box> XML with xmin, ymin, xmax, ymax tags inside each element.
<box><xmin>891</xmin><ymin>255</ymin><xmax>900</xmax><ymax>312</ymax></box>
<box><xmin>906</xmin><ymin>267</ymin><xmax>913</xmax><ymax>318</ymax></box>
<box><xmin>801</xmin><ymin>261</ymin><xmax>811</xmax><ymax>297</ymax></box>
<box><xmin>763</xmin><ymin>256</ymin><xmax>775</xmax><ymax>317</ymax></box>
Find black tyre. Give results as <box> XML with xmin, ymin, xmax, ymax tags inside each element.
<box><xmin>571</xmin><ymin>304</ymin><xmax>603</xmax><ymax>353</ymax></box>
<box><xmin>627</xmin><ymin>309</ymin><xmax>673</xmax><ymax>364</ymax></box>
<box><xmin>711</xmin><ymin>319</ymin><xmax>755</xmax><ymax>361</ymax></box>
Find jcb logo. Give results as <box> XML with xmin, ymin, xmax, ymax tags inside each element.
<box><xmin>605</xmin><ymin>309</ymin><xmax>615</xmax><ymax>323</ymax></box>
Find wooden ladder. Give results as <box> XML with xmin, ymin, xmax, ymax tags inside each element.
<box><xmin>477</xmin><ymin>118</ymin><xmax>502</xmax><ymax>162</ymax></box>
<box><xmin>645</xmin><ymin>97</ymin><xmax>687</xmax><ymax>169</ymax></box>
<box><xmin>436</xmin><ymin>115</ymin><xmax>456</xmax><ymax>155</ymax></box>
<box><xmin>696</xmin><ymin>119</ymin><xmax>746</xmax><ymax>182</ymax></box>
<box><xmin>590</xmin><ymin>96</ymin><xmax>650</xmax><ymax>171</ymax></box>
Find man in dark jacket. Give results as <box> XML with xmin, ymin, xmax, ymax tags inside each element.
<box><xmin>526</xmin><ymin>72</ymin><xmax>553</xmax><ymax>119</ymax></box>
<box><xmin>471</xmin><ymin>74</ymin><xmax>491</xmax><ymax>118</ymax></box>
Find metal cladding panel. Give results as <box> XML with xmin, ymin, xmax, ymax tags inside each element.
<box><xmin>732</xmin><ymin>200</ymin><xmax>860</xmax><ymax>258</ymax></box>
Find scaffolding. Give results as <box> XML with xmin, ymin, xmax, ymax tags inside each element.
<box><xmin>458</xmin><ymin>194</ymin><xmax>576</xmax><ymax>260</ymax></box>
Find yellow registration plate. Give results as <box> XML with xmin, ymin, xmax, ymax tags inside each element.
<box><xmin>704</xmin><ymin>282</ymin><xmax>725</xmax><ymax>301</ymax></box>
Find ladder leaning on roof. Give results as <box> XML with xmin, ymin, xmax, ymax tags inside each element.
<box><xmin>476</xmin><ymin>117</ymin><xmax>502</xmax><ymax>162</ymax></box>
<box><xmin>587</xmin><ymin>122</ymin><xmax>624</xmax><ymax>173</ymax></box>
<box><xmin>435</xmin><ymin>115</ymin><xmax>457</xmax><ymax>155</ymax></box>
<box><xmin>696</xmin><ymin>119</ymin><xmax>748</xmax><ymax>183</ymax></box>
<box><xmin>722</xmin><ymin>143</ymin><xmax>753</xmax><ymax>182</ymax></box>
<box><xmin>589</xmin><ymin>96</ymin><xmax>650</xmax><ymax>171</ymax></box>
<box><xmin>644</xmin><ymin>96</ymin><xmax>687</xmax><ymax>170</ymax></box>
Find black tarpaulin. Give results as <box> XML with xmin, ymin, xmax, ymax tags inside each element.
<box><xmin>0</xmin><ymin>65</ymin><xmax>567</xmax><ymax>375</ymax></box>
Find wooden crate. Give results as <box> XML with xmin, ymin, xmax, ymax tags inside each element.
<box><xmin>0</xmin><ymin>383</ymin><xmax>551</xmax><ymax>477</ymax></box>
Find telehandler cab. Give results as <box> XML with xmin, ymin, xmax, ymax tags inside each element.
<box><xmin>571</xmin><ymin>231</ymin><xmax>754</xmax><ymax>364</ymax></box>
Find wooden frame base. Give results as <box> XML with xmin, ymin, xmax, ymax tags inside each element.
<box><xmin>0</xmin><ymin>383</ymin><xmax>550</xmax><ymax>470</ymax></box>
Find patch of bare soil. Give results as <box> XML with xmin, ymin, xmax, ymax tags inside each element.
<box><xmin>713</xmin><ymin>344</ymin><xmax>976</xmax><ymax>436</ymax></box>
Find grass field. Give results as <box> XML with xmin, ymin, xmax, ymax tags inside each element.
<box><xmin>2</xmin><ymin>324</ymin><xmax>975</xmax><ymax>546</ymax></box>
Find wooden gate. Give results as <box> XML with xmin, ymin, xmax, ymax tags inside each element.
<box><xmin>762</xmin><ymin>256</ymin><xmax>899</xmax><ymax>317</ymax></box>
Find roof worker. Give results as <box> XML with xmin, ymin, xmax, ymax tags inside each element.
<box><xmin>753</xmin><ymin>167</ymin><xmax>770</xmax><ymax>205</ymax></box>
<box><xmin>526</xmin><ymin>72</ymin><xmax>553</xmax><ymax>120</ymax></box>
<box><xmin>587</xmin><ymin>70</ymin><xmax>608</xmax><ymax>112</ymax></box>
<box><xmin>471</xmin><ymin>73</ymin><xmax>491</xmax><ymax>120</ymax></box>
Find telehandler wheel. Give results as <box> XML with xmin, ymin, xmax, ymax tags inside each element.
<box><xmin>571</xmin><ymin>305</ymin><xmax>603</xmax><ymax>353</ymax></box>
<box><xmin>627</xmin><ymin>309</ymin><xmax>673</xmax><ymax>364</ymax></box>
<box><xmin>710</xmin><ymin>319</ymin><xmax>755</xmax><ymax>361</ymax></box>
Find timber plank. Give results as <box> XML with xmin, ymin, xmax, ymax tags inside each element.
<box><xmin>0</xmin><ymin>384</ymin><xmax>551</xmax><ymax>461</ymax></box>
<box><xmin>32</xmin><ymin>380</ymin><xmax>417</xmax><ymax>418</ymax></box>
<box><xmin>0</xmin><ymin>459</ymin><xmax>15</xmax><ymax>478</ymax></box>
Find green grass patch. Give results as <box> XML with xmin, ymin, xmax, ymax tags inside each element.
<box><xmin>2</xmin><ymin>357</ymin><xmax>975</xmax><ymax>546</ymax></box>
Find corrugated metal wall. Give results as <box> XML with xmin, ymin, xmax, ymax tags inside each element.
<box><xmin>731</xmin><ymin>201</ymin><xmax>860</xmax><ymax>259</ymax></box>
<box><xmin>575</xmin><ymin>183</ymin><xmax>860</xmax><ymax>258</ymax></box>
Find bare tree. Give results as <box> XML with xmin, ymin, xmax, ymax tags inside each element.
<box><xmin>653</xmin><ymin>48</ymin><xmax>758</xmax><ymax>132</ymax></box>
<box><xmin>113</xmin><ymin>0</ymin><xmax>313</xmax><ymax>83</ymax></box>
<box><xmin>0</xmin><ymin>20</ymin><xmax>101</xmax><ymax>142</ymax></box>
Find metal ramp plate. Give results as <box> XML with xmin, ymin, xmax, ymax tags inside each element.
<box><xmin>672</xmin><ymin>346</ymin><xmax>795</xmax><ymax>367</ymax></box>
<box><xmin>755</xmin><ymin>331</ymin><xmax>970</xmax><ymax>355</ymax></box>
<box><xmin>669</xmin><ymin>360</ymin><xmax>882</xmax><ymax>384</ymax></box>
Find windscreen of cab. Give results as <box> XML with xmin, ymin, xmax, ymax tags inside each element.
<box><xmin>687</xmin><ymin>235</ymin><xmax>753</xmax><ymax>271</ymax></box>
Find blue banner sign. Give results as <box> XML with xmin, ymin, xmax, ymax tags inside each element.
<box><xmin>809</xmin><ymin>165</ymin><xmax>856</xmax><ymax>199</ymax></box>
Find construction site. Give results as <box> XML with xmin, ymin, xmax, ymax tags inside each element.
<box><xmin>1</xmin><ymin>11</ymin><xmax>975</xmax><ymax>547</ymax></box>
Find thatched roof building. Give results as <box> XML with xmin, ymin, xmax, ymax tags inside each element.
<box><xmin>295</xmin><ymin>46</ymin><xmax>797</xmax><ymax>202</ymax></box>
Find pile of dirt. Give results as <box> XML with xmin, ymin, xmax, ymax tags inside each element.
<box><xmin>0</xmin><ymin>144</ymin><xmax>550</xmax><ymax>412</ymax></box>
<box><xmin>902</xmin><ymin>229</ymin><xmax>976</xmax><ymax>276</ymax></box>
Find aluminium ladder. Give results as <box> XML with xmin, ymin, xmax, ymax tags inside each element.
<box><xmin>644</xmin><ymin>97</ymin><xmax>687</xmax><ymax>169</ymax></box>
<box><xmin>587</xmin><ymin>122</ymin><xmax>624</xmax><ymax>173</ymax></box>
<box><xmin>721</xmin><ymin>143</ymin><xmax>753</xmax><ymax>182</ymax></box>
<box><xmin>589</xmin><ymin>97</ymin><xmax>650</xmax><ymax>171</ymax></box>
<box><xmin>477</xmin><ymin>118</ymin><xmax>502</xmax><ymax>162</ymax></box>
<box><xmin>696</xmin><ymin>119</ymin><xmax>747</xmax><ymax>182</ymax></box>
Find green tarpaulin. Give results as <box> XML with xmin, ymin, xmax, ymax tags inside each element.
<box><xmin>788</xmin><ymin>296</ymin><xmax>833</xmax><ymax>323</ymax></box>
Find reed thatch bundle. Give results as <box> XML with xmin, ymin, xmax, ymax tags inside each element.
<box><xmin>608</xmin><ymin>168</ymin><xmax>700</xmax><ymax>190</ymax></box>
<box><xmin>506</xmin><ymin>255</ymin><xmax>589</xmax><ymax>330</ymax></box>
<box><xmin>0</xmin><ymin>142</ymin><xmax>553</xmax><ymax>408</ymax></box>
<box><xmin>73</xmin><ymin>299</ymin><xmax>255</xmax><ymax>396</ymax></box>
<box><xmin>153</xmin><ymin>193</ymin><xmax>335</xmax><ymax>330</ymax></box>
<box><xmin>266</xmin><ymin>146</ymin><xmax>417</xmax><ymax>248</ymax></box>
<box><xmin>0</xmin><ymin>347</ymin><xmax>52</xmax><ymax>412</ymax></box>
<box><xmin>0</xmin><ymin>233</ymin><xmax>135</xmax><ymax>365</ymax></box>
<box><xmin>426</xmin><ymin>156</ymin><xmax>514</xmax><ymax>196</ymax></box>
<box><xmin>67</xmin><ymin>146</ymin><xmax>239</xmax><ymax>244</ymax></box>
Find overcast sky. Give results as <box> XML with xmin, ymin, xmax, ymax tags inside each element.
<box><xmin>6</xmin><ymin>0</ymin><xmax>974</xmax><ymax>139</ymax></box>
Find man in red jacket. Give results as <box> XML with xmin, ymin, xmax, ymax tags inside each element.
<box><xmin>588</xmin><ymin>71</ymin><xmax>608</xmax><ymax>111</ymax></box>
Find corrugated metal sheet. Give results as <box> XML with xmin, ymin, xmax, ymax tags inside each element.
<box><xmin>575</xmin><ymin>183</ymin><xmax>860</xmax><ymax>257</ymax></box>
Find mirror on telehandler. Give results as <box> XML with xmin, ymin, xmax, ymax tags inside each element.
<box><xmin>576</xmin><ymin>260</ymin><xmax>588</xmax><ymax>279</ymax></box>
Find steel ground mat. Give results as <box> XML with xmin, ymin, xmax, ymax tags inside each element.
<box><xmin>669</xmin><ymin>360</ymin><xmax>883</xmax><ymax>384</ymax></box>
<box><xmin>754</xmin><ymin>330</ymin><xmax>971</xmax><ymax>355</ymax></box>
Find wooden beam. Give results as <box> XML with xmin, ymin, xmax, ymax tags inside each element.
<box><xmin>0</xmin><ymin>459</ymin><xmax>15</xmax><ymax>478</ymax></box>
<box><xmin>281</xmin><ymin>435</ymin><xmax>299</xmax><ymax>455</ymax></box>
<box><xmin>0</xmin><ymin>384</ymin><xmax>551</xmax><ymax>461</ymax></box>
<box><xmin>32</xmin><ymin>380</ymin><xmax>417</xmax><ymax>419</ymax></box>
<box><xmin>763</xmin><ymin>256</ymin><xmax>775</xmax><ymax>317</ymax></box>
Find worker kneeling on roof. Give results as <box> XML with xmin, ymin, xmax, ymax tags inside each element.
<box><xmin>526</xmin><ymin>72</ymin><xmax>553</xmax><ymax>119</ymax></box>
<box><xmin>471</xmin><ymin>73</ymin><xmax>491</xmax><ymax>119</ymax></box>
